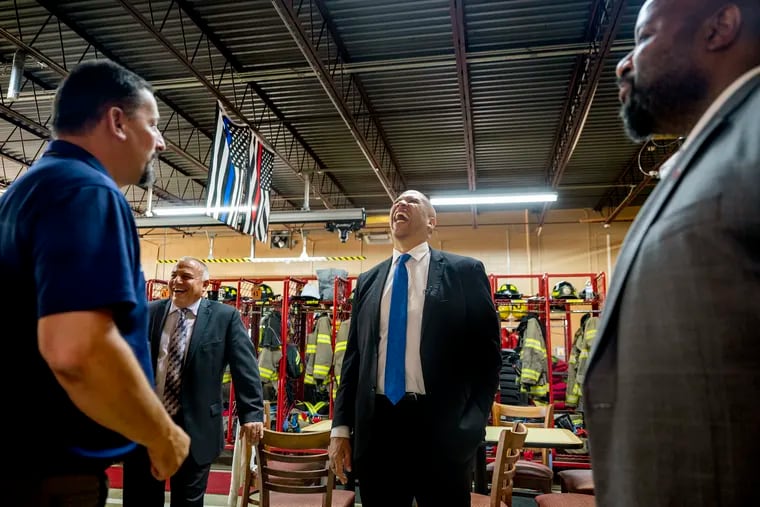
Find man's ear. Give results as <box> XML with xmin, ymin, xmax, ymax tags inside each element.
<box><xmin>427</xmin><ymin>215</ymin><xmax>437</xmax><ymax>234</ymax></box>
<box><xmin>107</xmin><ymin>106</ymin><xmax>128</xmax><ymax>141</ymax></box>
<box><xmin>704</xmin><ymin>4</ymin><xmax>742</xmax><ymax>51</ymax></box>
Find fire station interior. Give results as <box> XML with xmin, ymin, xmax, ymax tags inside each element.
<box><xmin>1</xmin><ymin>1</ymin><xmax>667</xmax><ymax>505</ymax></box>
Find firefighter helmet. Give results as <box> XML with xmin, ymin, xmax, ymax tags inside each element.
<box><xmin>259</xmin><ymin>284</ymin><xmax>276</xmax><ymax>301</ymax></box>
<box><xmin>498</xmin><ymin>301</ymin><xmax>527</xmax><ymax>320</ymax></box>
<box><xmin>220</xmin><ymin>286</ymin><xmax>238</xmax><ymax>302</ymax></box>
<box><xmin>552</xmin><ymin>281</ymin><xmax>578</xmax><ymax>299</ymax></box>
<box><xmin>294</xmin><ymin>283</ymin><xmax>321</xmax><ymax>305</ymax></box>
<box><xmin>495</xmin><ymin>283</ymin><xmax>522</xmax><ymax>300</ymax></box>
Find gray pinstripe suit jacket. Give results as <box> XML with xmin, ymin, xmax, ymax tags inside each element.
<box><xmin>584</xmin><ymin>72</ymin><xmax>760</xmax><ymax>506</ymax></box>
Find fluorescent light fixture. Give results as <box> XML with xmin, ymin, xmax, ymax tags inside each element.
<box><xmin>362</xmin><ymin>232</ymin><xmax>391</xmax><ymax>245</ymax></box>
<box><xmin>429</xmin><ymin>193</ymin><xmax>557</xmax><ymax>206</ymax></box>
<box><xmin>152</xmin><ymin>206</ymin><xmax>217</xmax><ymax>216</ymax></box>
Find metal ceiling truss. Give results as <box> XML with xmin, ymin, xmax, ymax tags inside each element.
<box><xmin>140</xmin><ymin>39</ymin><xmax>633</xmax><ymax>87</ymax></box>
<box><xmin>0</xmin><ymin>15</ymin><xmax>207</xmax><ymax>209</ymax></box>
<box><xmin>538</xmin><ymin>0</ymin><xmax>627</xmax><ymax>227</ymax></box>
<box><xmin>18</xmin><ymin>2</ymin><xmax>300</xmax><ymax>211</ymax></box>
<box><xmin>449</xmin><ymin>0</ymin><xmax>478</xmax><ymax>228</ymax></box>
<box><xmin>111</xmin><ymin>0</ymin><xmax>351</xmax><ymax>210</ymax></box>
<box><xmin>0</xmin><ymin>98</ymin><xmax>183</xmax><ymax>209</ymax></box>
<box><xmin>271</xmin><ymin>0</ymin><xmax>406</xmax><ymax>202</ymax></box>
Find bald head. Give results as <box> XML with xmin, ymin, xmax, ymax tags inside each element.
<box><xmin>616</xmin><ymin>0</ymin><xmax>760</xmax><ymax>140</ymax></box>
<box><xmin>389</xmin><ymin>190</ymin><xmax>437</xmax><ymax>252</ymax></box>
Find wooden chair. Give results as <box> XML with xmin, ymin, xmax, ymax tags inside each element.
<box><xmin>490</xmin><ymin>403</ymin><xmax>554</xmax><ymax>494</ymax></box>
<box><xmin>239</xmin><ymin>429</ymin><xmax>355</xmax><ymax>507</ymax></box>
<box><xmin>471</xmin><ymin>422</ymin><xmax>527</xmax><ymax>507</ymax></box>
<box><xmin>558</xmin><ymin>469</ymin><xmax>594</xmax><ymax>495</ymax></box>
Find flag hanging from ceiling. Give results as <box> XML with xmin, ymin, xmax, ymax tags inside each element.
<box><xmin>205</xmin><ymin>101</ymin><xmax>275</xmax><ymax>240</ymax></box>
<box><xmin>242</xmin><ymin>139</ymin><xmax>274</xmax><ymax>241</ymax></box>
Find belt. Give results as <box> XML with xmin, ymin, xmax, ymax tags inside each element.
<box><xmin>377</xmin><ymin>392</ymin><xmax>427</xmax><ymax>402</ymax></box>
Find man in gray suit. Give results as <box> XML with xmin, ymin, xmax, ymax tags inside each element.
<box><xmin>123</xmin><ymin>256</ymin><xmax>264</xmax><ymax>507</ymax></box>
<box><xmin>584</xmin><ymin>0</ymin><xmax>760</xmax><ymax>505</ymax></box>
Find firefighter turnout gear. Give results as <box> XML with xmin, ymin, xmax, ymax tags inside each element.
<box><xmin>566</xmin><ymin>315</ymin><xmax>599</xmax><ymax>407</ymax></box>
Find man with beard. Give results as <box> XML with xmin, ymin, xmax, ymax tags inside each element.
<box><xmin>328</xmin><ymin>190</ymin><xmax>501</xmax><ymax>506</ymax></box>
<box><xmin>584</xmin><ymin>1</ymin><xmax>760</xmax><ymax>505</ymax></box>
<box><xmin>0</xmin><ymin>60</ymin><xmax>189</xmax><ymax>506</ymax></box>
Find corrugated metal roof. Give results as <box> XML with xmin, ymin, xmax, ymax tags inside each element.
<box><xmin>0</xmin><ymin>0</ymin><xmax>653</xmax><ymax>218</ymax></box>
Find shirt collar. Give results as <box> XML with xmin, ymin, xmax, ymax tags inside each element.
<box><xmin>170</xmin><ymin>298</ymin><xmax>202</xmax><ymax>317</ymax></box>
<box><xmin>392</xmin><ymin>242</ymin><xmax>430</xmax><ymax>264</ymax></box>
<box><xmin>44</xmin><ymin>140</ymin><xmax>111</xmax><ymax>178</ymax></box>
<box><xmin>682</xmin><ymin>65</ymin><xmax>760</xmax><ymax>151</ymax></box>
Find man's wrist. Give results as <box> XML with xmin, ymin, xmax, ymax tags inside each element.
<box><xmin>331</xmin><ymin>425</ymin><xmax>350</xmax><ymax>439</ymax></box>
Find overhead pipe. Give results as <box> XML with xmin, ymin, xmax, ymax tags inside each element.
<box><xmin>6</xmin><ymin>49</ymin><xmax>26</xmax><ymax>100</ymax></box>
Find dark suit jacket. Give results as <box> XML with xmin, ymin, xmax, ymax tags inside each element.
<box><xmin>584</xmin><ymin>73</ymin><xmax>760</xmax><ymax>506</ymax></box>
<box><xmin>333</xmin><ymin>248</ymin><xmax>501</xmax><ymax>464</ymax></box>
<box><xmin>149</xmin><ymin>298</ymin><xmax>264</xmax><ymax>465</ymax></box>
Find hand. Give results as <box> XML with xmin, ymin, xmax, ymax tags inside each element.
<box><xmin>328</xmin><ymin>436</ymin><xmax>352</xmax><ymax>485</ymax></box>
<box><xmin>147</xmin><ymin>423</ymin><xmax>190</xmax><ymax>480</ymax></box>
<box><xmin>241</xmin><ymin>421</ymin><xmax>265</xmax><ymax>446</ymax></box>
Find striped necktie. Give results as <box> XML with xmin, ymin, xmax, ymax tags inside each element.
<box><xmin>164</xmin><ymin>308</ymin><xmax>190</xmax><ymax>416</ymax></box>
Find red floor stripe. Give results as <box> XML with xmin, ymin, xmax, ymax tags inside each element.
<box><xmin>106</xmin><ymin>466</ymin><xmax>233</xmax><ymax>495</ymax></box>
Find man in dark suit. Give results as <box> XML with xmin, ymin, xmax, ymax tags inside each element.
<box><xmin>584</xmin><ymin>1</ymin><xmax>760</xmax><ymax>505</ymax></box>
<box><xmin>328</xmin><ymin>190</ymin><xmax>501</xmax><ymax>507</ymax></box>
<box><xmin>123</xmin><ymin>256</ymin><xmax>264</xmax><ymax>507</ymax></box>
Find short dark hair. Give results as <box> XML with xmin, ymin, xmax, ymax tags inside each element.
<box><xmin>52</xmin><ymin>59</ymin><xmax>152</xmax><ymax>136</ymax></box>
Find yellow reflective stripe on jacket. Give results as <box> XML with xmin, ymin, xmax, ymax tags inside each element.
<box><xmin>524</xmin><ymin>338</ymin><xmax>546</xmax><ymax>353</ymax></box>
<box><xmin>529</xmin><ymin>384</ymin><xmax>549</xmax><ymax>396</ymax></box>
<box><xmin>317</xmin><ymin>333</ymin><xmax>331</xmax><ymax>344</ymax></box>
<box><xmin>304</xmin><ymin>373</ymin><xmax>315</xmax><ymax>384</ymax></box>
<box><xmin>313</xmin><ymin>365</ymin><xmax>330</xmax><ymax>376</ymax></box>
<box><xmin>259</xmin><ymin>367</ymin><xmax>276</xmax><ymax>381</ymax></box>
<box><xmin>335</xmin><ymin>340</ymin><xmax>347</xmax><ymax>352</ymax></box>
<box><xmin>521</xmin><ymin>367</ymin><xmax>541</xmax><ymax>383</ymax></box>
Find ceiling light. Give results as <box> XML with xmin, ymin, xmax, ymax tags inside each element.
<box><xmin>362</xmin><ymin>232</ymin><xmax>391</xmax><ymax>245</ymax></box>
<box><xmin>429</xmin><ymin>193</ymin><xmax>558</xmax><ymax>206</ymax></box>
<box><xmin>152</xmin><ymin>206</ymin><xmax>223</xmax><ymax>216</ymax></box>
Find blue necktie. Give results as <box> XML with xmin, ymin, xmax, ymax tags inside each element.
<box><xmin>385</xmin><ymin>253</ymin><xmax>411</xmax><ymax>405</ymax></box>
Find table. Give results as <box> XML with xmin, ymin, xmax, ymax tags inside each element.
<box><xmin>485</xmin><ymin>426</ymin><xmax>583</xmax><ymax>448</ymax></box>
<box><xmin>474</xmin><ymin>426</ymin><xmax>583</xmax><ymax>494</ymax></box>
<box><xmin>301</xmin><ymin>419</ymin><xmax>332</xmax><ymax>433</ymax></box>
<box><xmin>302</xmin><ymin>420</ymin><xmax>585</xmax><ymax>494</ymax></box>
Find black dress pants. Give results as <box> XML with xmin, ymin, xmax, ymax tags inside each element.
<box><xmin>2</xmin><ymin>472</ymin><xmax>109</xmax><ymax>507</ymax></box>
<box><xmin>122</xmin><ymin>445</ymin><xmax>211</xmax><ymax>507</ymax></box>
<box><xmin>355</xmin><ymin>395</ymin><xmax>473</xmax><ymax>507</ymax></box>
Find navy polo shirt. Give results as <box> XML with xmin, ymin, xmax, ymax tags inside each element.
<box><xmin>0</xmin><ymin>140</ymin><xmax>152</xmax><ymax>472</ymax></box>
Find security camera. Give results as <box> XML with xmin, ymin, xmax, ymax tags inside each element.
<box><xmin>326</xmin><ymin>220</ymin><xmax>363</xmax><ymax>243</ymax></box>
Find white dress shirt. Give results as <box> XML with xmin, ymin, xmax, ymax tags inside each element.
<box><xmin>376</xmin><ymin>241</ymin><xmax>430</xmax><ymax>396</ymax></box>
<box><xmin>332</xmin><ymin>242</ymin><xmax>431</xmax><ymax>439</ymax></box>
<box><xmin>155</xmin><ymin>298</ymin><xmax>202</xmax><ymax>401</ymax></box>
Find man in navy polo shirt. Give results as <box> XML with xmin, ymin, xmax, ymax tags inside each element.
<box><xmin>0</xmin><ymin>60</ymin><xmax>189</xmax><ymax>506</ymax></box>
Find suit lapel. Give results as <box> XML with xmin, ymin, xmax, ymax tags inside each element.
<box><xmin>152</xmin><ymin>300</ymin><xmax>171</xmax><ymax>372</ymax></box>
<box><xmin>590</xmin><ymin>74</ymin><xmax>760</xmax><ymax>365</ymax></box>
<box><xmin>420</xmin><ymin>248</ymin><xmax>444</xmax><ymax>348</ymax></box>
<box><xmin>367</xmin><ymin>259</ymin><xmax>392</xmax><ymax>345</ymax></box>
<box><xmin>185</xmin><ymin>298</ymin><xmax>211</xmax><ymax>367</ymax></box>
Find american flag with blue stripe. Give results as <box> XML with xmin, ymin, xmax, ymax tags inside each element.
<box><xmin>205</xmin><ymin>102</ymin><xmax>275</xmax><ymax>240</ymax></box>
